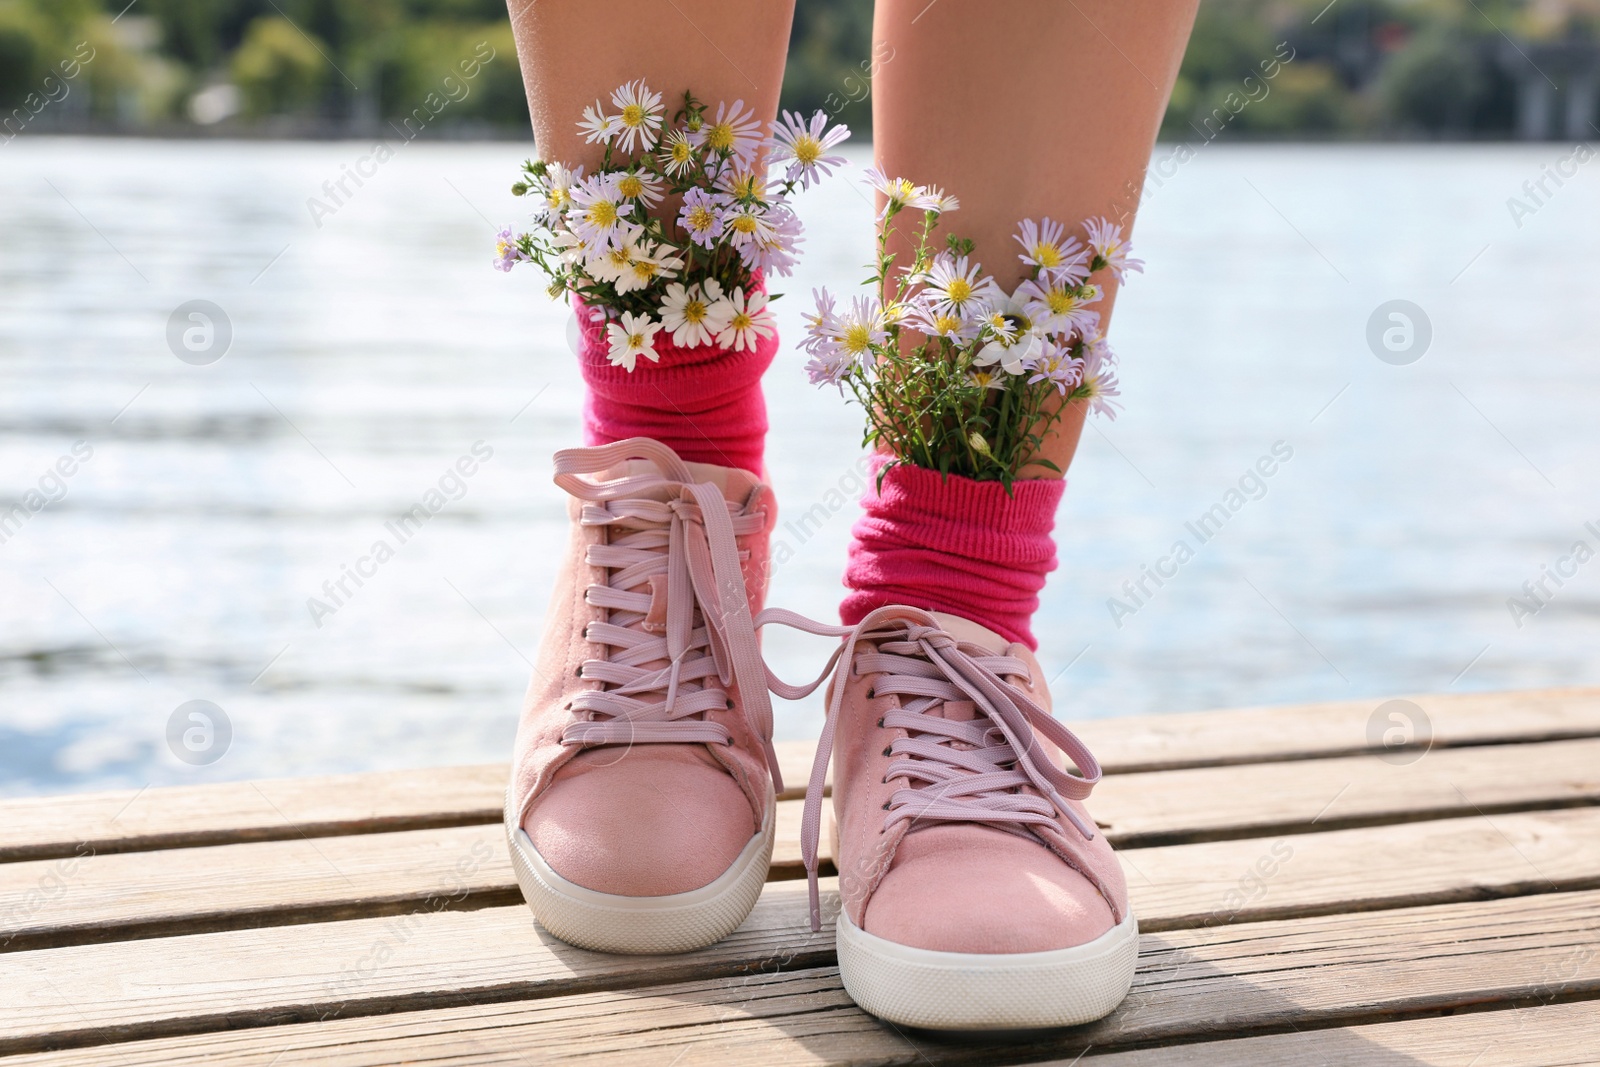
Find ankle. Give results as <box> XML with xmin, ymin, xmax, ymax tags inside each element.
<box><xmin>840</xmin><ymin>456</ymin><xmax>1064</xmax><ymax>649</ymax></box>
<box><xmin>576</xmin><ymin>299</ymin><xmax>776</xmax><ymax>475</ymax></box>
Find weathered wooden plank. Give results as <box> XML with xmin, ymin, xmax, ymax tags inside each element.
<box><xmin>0</xmin><ymin>825</ymin><xmax>517</xmax><ymax>953</ymax></box>
<box><xmin>1073</xmin><ymin>1000</ymin><xmax>1600</xmax><ymax>1066</ymax></box>
<box><xmin>7</xmin><ymin>687</ymin><xmax>1597</xmax><ymax>865</ymax></box>
<box><xmin>1087</xmin><ymin>735</ymin><xmax>1600</xmax><ymax>847</ymax></box>
<box><xmin>7</xmin><ymin>737</ymin><xmax>1598</xmax><ymax>952</ymax></box>
<box><xmin>0</xmin><ymin>765</ymin><xmax>508</xmax><ymax>865</ymax></box>
<box><xmin>8</xmin><ymin>890</ymin><xmax>1599</xmax><ymax>1065</ymax></box>
<box><xmin>777</xmin><ymin>736</ymin><xmax>1600</xmax><ymax>859</ymax></box>
<box><xmin>5</xmin><ymin>808</ymin><xmax>1600</xmax><ymax>1053</ymax></box>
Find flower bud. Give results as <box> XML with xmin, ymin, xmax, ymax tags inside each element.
<box><xmin>969</xmin><ymin>432</ymin><xmax>991</xmax><ymax>455</ymax></box>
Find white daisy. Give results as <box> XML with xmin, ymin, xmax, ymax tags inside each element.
<box><xmin>658</xmin><ymin>279</ymin><xmax>722</xmax><ymax>348</ymax></box>
<box><xmin>609</xmin><ymin>80</ymin><xmax>663</xmax><ymax>153</ymax></box>
<box><xmin>968</xmin><ymin>367</ymin><xmax>1007</xmax><ymax>391</ymax></box>
<box><xmin>1016</xmin><ymin>275</ymin><xmax>1103</xmax><ymax>336</ymax></box>
<box><xmin>696</xmin><ymin>98</ymin><xmax>763</xmax><ymax>164</ymax></box>
<box><xmin>656</xmin><ymin>128</ymin><xmax>697</xmax><ymax>178</ymax></box>
<box><xmin>585</xmin><ymin>231</ymin><xmax>640</xmax><ymax>283</ymax></box>
<box><xmin>722</xmin><ymin>201</ymin><xmax>776</xmax><ymax>250</ymax></box>
<box><xmin>973</xmin><ymin>293</ymin><xmax>1046</xmax><ymax>375</ymax></box>
<box><xmin>740</xmin><ymin>203</ymin><xmax>803</xmax><ymax>276</ymax></box>
<box><xmin>863</xmin><ymin>167</ymin><xmax>940</xmax><ymax>219</ymax></box>
<box><xmin>604</xmin><ymin>311</ymin><xmax>663</xmax><ymax>372</ymax></box>
<box><xmin>568</xmin><ymin>174</ymin><xmax>637</xmax><ymax>251</ymax></box>
<box><xmin>1026</xmin><ymin>344</ymin><xmax>1084</xmax><ymax>396</ymax></box>
<box><xmin>540</xmin><ymin>162</ymin><xmax>584</xmax><ymax>218</ymax></box>
<box><xmin>706</xmin><ymin>285</ymin><xmax>776</xmax><ymax>352</ymax></box>
<box><xmin>770</xmin><ymin>110</ymin><xmax>850</xmax><ymax>189</ymax></box>
<box><xmin>613</xmin><ymin>241</ymin><xmax>684</xmax><ymax>294</ymax></box>
<box><xmin>1014</xmin><ymin>217</ymin><xmax>1087</xmax><ymax>279</ymax></box>
<box><xmin>919</xmin><ymin>254</ymin><xmax>1000</xmax><ymax>318</ymax></box>
<box><xmin>1084</xmin><ymin>217</ymin><xmax>1144</xmax><ymax>281</ymax></box>
<box><xmin>614</xmin><ymin>168</ymin><xmax>665</xmax><ymax>210</ymax></box>
<box><xmin>577</xmin><ymin>100</ymin><xmax>617</xmax><ymax>145</ymax></box>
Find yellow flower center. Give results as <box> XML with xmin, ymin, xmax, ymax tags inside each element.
<box><xmin>1033</xmin><ymin>242</ymin><xmax>1062</xmax><ymax>268</ymax></box>
<box><xmin>794</xmin><ymin>135</ymin><xmax>822</xmax><ymax>165</ymax></box>
<box><xmin>944</xmin><ymin>278</ymin><xmax>972</xmax><ymax>304</ymax></box>
<box><xmin>730</xmin><ymin>173</ymin><xmax>758</xmax><ymax>198</ymax></box>
<box><xmin>621</xmin><ymin>103</ymin><xmax>646</xmax><ymax>128</ymax></box>
<box><xmin>605</xmin><ymin>247</ymin><xmax>632</xmax><ymax>268</ymax></box>
<box><xmin>686</xmin><ymin>205</ymin><xmax>715</xmax><ymax>232</ymax></box>
<box><xmin>628</xmin><ymin>332</ymin><xmax>645</xmax><ymax>349</ymax></box>
<box><xmin>684</xmin><ymin>299</ymin><xmax>706</xmax><ymax>323</ymax></box>
<box><xmin>548</xmin><ymin>188</ymin><xmax>568</xmax><ymax>209</ymax></box>
<box><xmin>618</xmin><ymin>175</ymin><xmax>644</xmax><ymax>198</ymax></box>
<box><xmin>731</xmin><ymin>310</ymin><xmax>752</xmax><ymax>331</ymax></box>
<box><xmin>707</xmin><ymin>121</ymin><xmax>734</xmax><ymax>151</ymax></box>
<box><xmin>630</xmin><ymin>260</ymin><xmax>658</xmax><ymax>280</ymax></box>
<box><xmin>671</xmin><ymin>140</ymin><xmax>693</xmax><ymax>163</ymax></box>
<box><xmin>891</xmin><ymin>179</ymin><xmax>917</xmax><ymax>202</ymax></box>
<box><xmin>1046</xmin><ymin>289</ymin><xmax>1078</xmax><ymax>314</ymax></box>
<box><xmin>729</xmin><ymin>214</ymin><xmax>758</xmax><ymax>235</ymax></box>
<box><xmin>842</xmin><ymin>322</ymin><xmax>872</xmax><ymax>354</ymax></box>
<box><xmin>934</xmin><ymin>314</ymin><xmax>961</xmax><ymax>334</ymax></box>
<box><xmin>588</xmin><ymin>200</ymin><xmax>617</xmax><ymax>227</ymax></box>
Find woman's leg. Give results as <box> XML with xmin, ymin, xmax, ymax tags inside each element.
<box><xmin>873</xmin><ymin>0</ymin><xmax>1197</xmax><ymax>476</ymax></box>
<box><xmin>507</xmin><ymin>0</ymin><xmax>797</xmax><ymax>473</ymax></box>
<box><xmin>503</xmin><ymin>1</ymin><xmax>796</xmax><ymax>955</ymax></box>
<box><xmin>510</xmin><ymin>0</ymin><xmax>794</xmax><ymax>177</ymax></box>
<box><xmin>841</xmin><ymin>1</ymin><xmax>1197</xmax><ymax>648</ymax></box>
<box><xmin>818</xmin><ymin>6</ymin><xmax>1199</xmax><ymax>1030</ymax></box>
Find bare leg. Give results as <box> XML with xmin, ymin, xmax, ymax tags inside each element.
<box><xmin>872</xmin><ymin>0</ymin><xmax>1198</xmax><ymax>477</ymax></box>
<box><xmin>508</xmin><ymin>0</ymin><xmax>796</xmax><ymax>171</ymax></box>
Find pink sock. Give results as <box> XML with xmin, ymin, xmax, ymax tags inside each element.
<box><xmin>574</xmin><ymin>297</ymin><xmax>776</xmax><ymax>475</ymax></box>
<box><xmin>840</xmin><ymin>455</ymin><xmax>1065</xmax><ymax>650</ymax></box>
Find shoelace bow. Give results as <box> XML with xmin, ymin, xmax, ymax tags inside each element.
<box><xmin>553</xmin><ymin>439</ymin><xmax>782</xmax><ymax>792</ymax></box>
<box><xmin>757</xmin><ymin>607</ymin><xmax>1104</xmax><ymax>931</ymax></box>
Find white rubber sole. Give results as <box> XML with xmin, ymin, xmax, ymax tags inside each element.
<box><xmin>504</xmin><ymin>791</ymin><xmax>774</xmax><ymax>955</ymax></box>
<box><xmin>837</xmin><ymin>908</ymin><xmax>1140</xmax><ymax>1030</ymax></box>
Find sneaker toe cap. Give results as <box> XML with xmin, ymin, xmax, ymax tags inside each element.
<box><xmin>525</xmin><ymin>752</ymin><xmax>757</xmax><ymax>897</ymax></box>
<box><xmin>862</xmin><ymin>827</ymin><xmax>1116</xmax><ymax>954</ymax></box>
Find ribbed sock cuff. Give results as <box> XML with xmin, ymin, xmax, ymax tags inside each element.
<box><xmin>840</xmin><ymin>455</ymin><xmax>1064</xmax><ymax>649</ymax></box>
<box><xmin>575</xmin><ymin>297</ymin><xmax>776</xmax><ymax>475</ymax></box>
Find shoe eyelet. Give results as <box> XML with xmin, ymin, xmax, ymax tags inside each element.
<box><xmin>881</xmin><ymin>746</ymin><xmax>892</xmax><ymax>757</ymax></box>
<box><xmin>724</xmin><ymin>698</ymin><xmax>735</xmax><ymax>710</ymax></box>
<box><xmin>866</xmin><ymin>688</ymin><xmax>875</xmax><ymax>699</ymax></box>
<box><xmin>881</xmin><ymin>801</ymin><xmax>889</xmax><ymax>810</ymax></box>
<box><xmin>875</xmin><ymin>717</ymin><xmax>884</xmax><ymax>728</ymax></box>
<box><xmin>574</xmin><ymin>666</ymin><xmax>583</xmax><ymax>679</ymax></box>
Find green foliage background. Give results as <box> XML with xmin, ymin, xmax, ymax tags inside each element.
<box><xmin>3</xmin><ymin>0</ymin><xmax>1598</xmax><ymax>139</ymax></box>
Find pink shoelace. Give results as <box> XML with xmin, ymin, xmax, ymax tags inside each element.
<box><xmin>553</xmin><ymin>439</ymin><xmax>783</xmax><ymax>791</ymax></box>
<box><xmin>760</xmin><ymin>607</ymin><xmax>1104</xmax><ymax>932</ymax></box>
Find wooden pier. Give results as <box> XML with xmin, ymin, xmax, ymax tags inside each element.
<box><xmin>3</xmin><ymin>687</ymin><xmax>1599</xmax><ymax>1064</ymax></box>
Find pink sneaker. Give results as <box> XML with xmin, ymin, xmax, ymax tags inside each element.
<box><xmin>797</xmin><ymin>605</ymin><xmax>1137</xmax><ymax>1029</ymax></box>
<box><xmin>505</xmin><ymin>438</ymin><xmax>782</xmax><ymax>954</ymax></box>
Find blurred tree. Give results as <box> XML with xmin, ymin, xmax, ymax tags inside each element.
<box><xmin>231</xmin><ymin>16</ymin><xmax>327</xmax><ymax>117</ymax></box>
<box><xmin>781</xmin><ymin>0</ymin><xmax>873</xmax><ymax>135</ymax></box>
<box><xmin>1378</xmin><ymin>25</ymin><xmax>1490</xmax><ymax>134</ymax></box>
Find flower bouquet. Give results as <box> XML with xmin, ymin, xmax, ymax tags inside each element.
<box><xmin>803</xmin><ymin>170</ymin><xmax>1137</xmax><ymax>489</ymax></box>
<box><xmin>496</xmin><ymin>81</ymin><xmax>851</xmax><ymax>371</ymax></box>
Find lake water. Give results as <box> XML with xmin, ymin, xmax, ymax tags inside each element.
<box><xmin>3</xmin><ymin>137</ymin><xmax>1599</xmax><ymax>797</ymax></box>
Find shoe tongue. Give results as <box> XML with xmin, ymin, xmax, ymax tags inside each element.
<box><xmin>929</xmin><ymin>611</ymin><xmax>1010</xmax><ymax>655</ymax></box>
